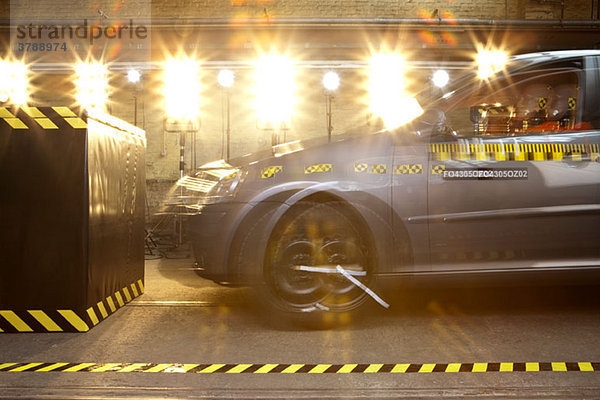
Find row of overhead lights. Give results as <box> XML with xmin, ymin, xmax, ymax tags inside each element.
<box><xmin>0</xmin><ymin>48</ymin><xmax>508</xmax><ymax>130</ymax></box>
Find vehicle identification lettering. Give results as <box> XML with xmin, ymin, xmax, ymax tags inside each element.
<box><xmin>442</xmin><ymin>168</ymin><xmax>528</xmax><ymax>180</ymax></box>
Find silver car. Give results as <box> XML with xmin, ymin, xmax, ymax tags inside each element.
<box><xmin>187</xmin><ymin>50</ymin><xmax>600</xmax><ymax>321</ymax></box>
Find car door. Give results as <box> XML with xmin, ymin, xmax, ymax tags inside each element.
<box><xmin>426</xmin><ymin>57</ymin><xmax>600</xmax><ymax>272</ymax></box>
<box><xmin>390</xmin><ymin>128</ymin><xmax>431</xmax><ymax>271</ymax></box>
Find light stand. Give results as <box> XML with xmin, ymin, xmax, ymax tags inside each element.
<box><xmin>322</xmin><ymin>71</ymin><xmax>340</xmax><ymax>142</ymax></box>
<box><xmin>269</xmin><ymin>121</ymin><xmax>289</xmax><ymax>147</ymax></box>
<box><xmin>219</xmin><ymin>87</ymin><xmax>232</xmax><ymax>161</ymax></box>
<box><xmin>226</xmin><ymin>88</ymin><xmax>231</xmax><ymax>161</ymax></box>
<box><xmin>218</xmin><ymin>69</ymin><xmax>234</xmax><ymax>161</ymax></box>
<box><xmin>127</xmin><ymin>69</ymin><xmax>142</xmax><ymax>126</ymax></box>
<box><xmin>159</xmin><ymin>118</ymin><xmax>200</xmax><ymax>256</ymax></box>
<box><xmin>326</xmin><ymin>92</ymin><xmax>333</xmax><ymax>143</ymax></box>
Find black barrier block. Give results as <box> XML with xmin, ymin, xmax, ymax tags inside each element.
<box><xmin>0</xmin><ymin>106</ymin><xmax>145</xmax><ymax>332</ymax></box>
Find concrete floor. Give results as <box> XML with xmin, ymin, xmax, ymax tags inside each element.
<box><xmin>1</xmin><ymin>257</ymin><xmax>600</xmax><ymax>399</ymax></box>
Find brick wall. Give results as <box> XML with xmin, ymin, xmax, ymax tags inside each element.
<box><xmin>6</xmin><ymin>0</ymin><xmax>598</xmax><ymax>20</ymax></box>
<box><xmin>8</xmin><ymin>0</ymin><xmax>150</xmax><ymax>19</ymax></box>
<box><xmin>0</xmin><ymin>2</ymin><xmax>8</xmax><ymax>19</ymax></box>
<box><xmin>149</xmin><ymin>0</ymin><xmax>597</xmax><ymax>20</ymax></box>
<box><xmin>6</xmin><ymin>0</ymin><xmax>600</xmax><ymax>217</ymax></box>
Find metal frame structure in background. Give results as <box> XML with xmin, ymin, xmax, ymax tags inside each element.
<box><xmin>144</xmin><ymin>119</ymin><xmax>201</xmax><ymax>257</ymax></box>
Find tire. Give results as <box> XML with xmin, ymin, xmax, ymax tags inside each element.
<box><xmin>261</xmin><ymin>201</ymin><xmax>376</xmax><ymax>327</ymax></box>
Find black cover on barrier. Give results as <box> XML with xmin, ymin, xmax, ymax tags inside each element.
<box><xmin>0</xmin><ymin>106</ymin><xmax>145</xmax><ymax>330</ymax></box>
<box><xmin>86</xmin><ymin>114</ymin><xmax>146</xmax><ymax>310</ymax></box>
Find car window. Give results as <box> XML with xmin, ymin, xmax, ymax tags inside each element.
<box><xmin>442</xmin><ymin>65</ymin><xmax>589</xmax><ymax>137</ymax></box>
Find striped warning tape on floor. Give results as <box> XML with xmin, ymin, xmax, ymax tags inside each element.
<box><xmin>0</xmin><ymin>362</ymin><xmax>597</xmax><ymax>374</ymax></box>
<box><xmin>0</xmin><ymin>280</ymin><xmax>144</xmax><ymax>333</ymax></box>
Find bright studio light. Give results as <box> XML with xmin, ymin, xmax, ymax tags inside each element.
<box><xmin>254</xmin><ymin>54</ymin><xmax>296</xmax><ymax>127</ymax></box>
<box><xmin>477</xmin><ymin>48</ymin><xmax>508</xmax><ymax>80</ymax></box>
<box><xmin>323</xmin><ymin>71</ymin><xmax>340</xmax><ymax>91</ymax></box>
<box><xmin>218</xmin><ymin>69</ymin><xmax>235</xmax><ymax>88</ymax></box>
<box><xmin>75</xmin><ymin>61</ymin><xmax>108</xmax><ymax>110</ymax></box>
<box><xmin>368</xmin><ymin>53</ymin><xmax>422</xmax><ymax>129</ymax></box>
<box><xmin>432</xmin><ymin>69</ymin><xmax>449</xmax><ymax>88</ymax></box>
<box><xmin>0</xmin><ymin>60</ymin><xmax>29</xmax><ymax>105</ymax></box>
<box><xmin>127</xmin><ymin>69</ymin><xmax>141</xmax><ymax>83</ymax></box>
<box><xmin>164</xmin><ymin>58</ymin><xmax>201</xmax><ymax>120</ymax></box>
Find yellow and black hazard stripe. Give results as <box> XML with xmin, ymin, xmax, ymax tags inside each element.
<box><xmin>354</xmin><ymin>163</ymin><xmax>393</xmax><ymax>174</ymax></box>
<box><xmin>431</xmin><ymin>165</ymin><xmax>446</xmax><ymax>175</ymax></box>
<box><xmin>429</xmin><ymin>143</ymin><xmax>600</xmax><ymax>162</ymax></box>
<box><xmin>354</xmin><ymin>163</ymin><xmax>368</xmax><ymax>173</ymax></box>
<box><xmin>261</xmin><ymin>166</ymin><xmax>282</xmax><ymax>179</ymax></box>
<box><xmin>85</xmin><ymin>280</ymin><xmax>145</xmax><ymax>328</ymax></box>
<box><xmin>0</xmin><ymin>106</ymin><xmax>87</xmax><ymax>130</ymax></box>
<box><xmin>394</xmin><ymin>164</ymin><xmax>423</xmax><ymax>175</ymax></box>
<box><xmin>22</xmin><ymin>106</ymin><xmax>59</xmax><ymax>129</ymax></box>
<box><xmin>305</xmin><ymin>163</ymin><xmax>332</xmax><ymax>174</ymax></box>
<box><xmin>0</xmin><ymin>280</ymin><xmax>144</xmax><ymax>333</ymax></box>
<box><xmin>371</xmin><ymin>164</ymin><xmax>387</xmax><ymax>174</ymax></box>
<box><xmin>0</xmin><ymin>107</ymin><xmax>28</xmax><ymax>129</ymax></box>
<box><xmin>51</xmin><ymin>107</ymin><xmax>87</xmax><ymax>129</ymax></box>
<box><xmin>0</xmin><ymin>361</ymin><xmax>598</xmax><ymax>374</ymax></box>
<box><xmin>0</xmin><ymin>310</ymin><xmax>88</xmax><ymax>333</ymax></box>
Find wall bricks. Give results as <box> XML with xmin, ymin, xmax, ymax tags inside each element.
<box><xmin>147</xmin><ymin>0</ymin><xmax>598</xmax><ymax>20</ymax></box>
<box><xmin>6</xmin><ymin>0</ymin><xmax>599</xmax><ymax>20</ymax></box>
<box><xmin>6</xmin><ymin>0</ymin><xmax>600</xmax><ymax>212</ymax></box>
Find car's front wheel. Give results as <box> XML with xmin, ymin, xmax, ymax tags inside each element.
<box><xmin>263</xmin><ymin>201</ymin><xmax>376</xmax><ymax>325</ymax></box>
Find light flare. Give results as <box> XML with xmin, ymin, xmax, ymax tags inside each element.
<box><xmin>127</xmin><ymin>69</ymin><xmax>141</xmax><ymax>83</ymax></box>
<box><xmin>0</xmin><ymin>60</ymin><xmax>29</xmax><ymax>105</ymax></box>
<box><xmin>432</xmin><ymin>69</ymin><xmax>450</xmax><ymax>88</ymax></box>
<box><xmin>323</xmin><ymin>71</ymin><xmax>340</xmax><ymax>91</ymax></box>
<box><xmin>163</xmin><ymin>58</ymin><xmax>201</xmax><ymax>120</ymax></box>
<box><xmin>477</xmin><ymin>48</ymin><xmax>508</xmax><ymax>80</ymax></box>
<box><xmin>176</xmin><ymin>176</ymin><xmax>217</xmax><ymax>193</ymax></box>
<box><xmin>441</xmin><ymin>31</ymin><xmax>458</xmax><ymax>47</ymax></box>
<box><xmin>75</xmin><ymin>61</ymin><xmax>108</xmax><ymax>110</ymax></box>
<box><xmin>418</xmin><ymin>30</ymin><xmax>437</xmax><ymax>46</ymax></box>
<box><xmin>218</xmin><ymin>69</ymin><xmax>235</xmax><ymax>88</ymax></box>
<box><xmin>253</xmin><ymin>54</ymin><xmax>296</xmax><ymax>127</ymax></box>
<box><xmin>368</xmin><ymin>53</ymin><xmax>423</xmax><ymax>129</ymax></box>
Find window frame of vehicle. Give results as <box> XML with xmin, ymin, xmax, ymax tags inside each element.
<box><xmin>421</xmin><ymin>55</ymin><xmax>600</xmax><ymax>273</ymax></box>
